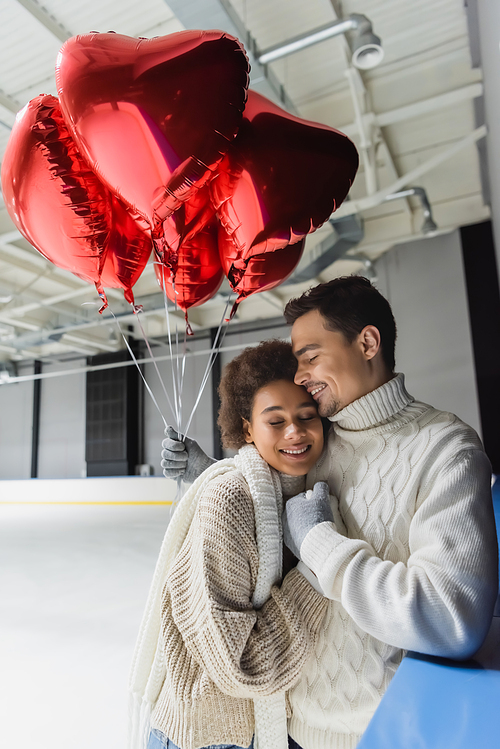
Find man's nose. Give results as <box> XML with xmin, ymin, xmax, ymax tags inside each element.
<box><xmin>294</xmin><ymin>362</ymin><xmax>307</xmax><ymax>385</ymax></box>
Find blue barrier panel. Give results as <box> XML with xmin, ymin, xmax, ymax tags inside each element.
<box><xmin>358</xmin><ymin>475</ymin><xmax>500</xmax><ymax>749</ymax></box>
<box><xmin>493</xmin><ymin>476</ymin><xmax>500</xmax><ymax>581</ymax></box>
<box><xmin>357</xmin><ymin>648</ymin><xmax>500</xmax><ymax>749</ymax></box>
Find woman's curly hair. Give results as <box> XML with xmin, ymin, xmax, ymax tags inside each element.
<box><xmin>218</xmin><ymin>339</ymin><xmax>298</xmax><ymax>450</ymax></box>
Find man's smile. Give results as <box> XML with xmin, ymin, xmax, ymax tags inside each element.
<box><xmin>309</xmin><ymin>384</ymin><xmax>327</xmax><ymax>397</ymax></box>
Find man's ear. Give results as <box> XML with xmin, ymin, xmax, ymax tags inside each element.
<box><xmin>242</xmin><ymin>418</ymin><xmax>253</xmax><ymax>444</ymax></box>
<box><xmin>359</xmin><ymin>325</ymin><xmax>381</xmax><ymax>361</ymax></box>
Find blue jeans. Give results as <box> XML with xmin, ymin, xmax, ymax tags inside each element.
<box><xmin>148</xmin><ymin>729</ymin><xmax>304</xmax><ymax>749</ymax></box>
<box><xmin>147</xmin><ymin>729</ymin><xmax>254</xmax><ymax>749</ymax></box>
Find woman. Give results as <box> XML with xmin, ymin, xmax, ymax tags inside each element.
<box><xmin>129</xmin><ymin>340</ymin><xmax>330</xmax><ymax>749</ymax></box>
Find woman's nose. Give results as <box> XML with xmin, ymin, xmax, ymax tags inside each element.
<box><xmin>284</xmin><ymin>421</ymin><xmax>306</xmax><ymax>438</ymax></box>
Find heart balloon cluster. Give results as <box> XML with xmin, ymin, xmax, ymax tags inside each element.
<box><xmin>1</xmin><ymin>30</ymin><xmax>358</xmax><ymax>320</ymax></box>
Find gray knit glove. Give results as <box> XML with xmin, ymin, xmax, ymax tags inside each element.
<box><xmin>161</xmin><ymin>426</ymin><xmax>216</xmax><ymax>483</ymax></box>
<box><xmin>283</xmin><ymin>481</ymin><xmax>334</xmax><ymax>559</ymax></box>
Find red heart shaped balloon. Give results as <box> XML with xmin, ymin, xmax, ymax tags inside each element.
<box><xmin>56</xmin><ymin>30</ymin><xmax>250</xmax><ymax>232</ymax></box>
<box><xmin>212</xmin><ymin>90</ymin><xmax>359</xmax><ymax>308</ymax></box>
<box><xmin>153</xmin><ymin>183</ymin><xmax>216</xmax><ymax>275</ymax></box>
<box><xmin>100</xmin><ymin>196</ymin><xmax>152</xmax><ymax>305</ymax></box>
<box><xmin>1</xmin><ymin>94</ymin><xmax>111</xmax><ymax>291</ymax></box>
<box><xmin>1</xmin><ymin>94</ymin><xmax>152</xmax><ymax>309</ymax></box>
<box><xmin>218</xmin><ymin>229</ymin><xmax>305</xmax><ymax>308</ymax></box>
<box><xmin>155</xmin><ymin>218</ymin><xmax>223</xmax><ymax>317</ymax></box>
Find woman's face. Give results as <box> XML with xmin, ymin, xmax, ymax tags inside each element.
<box><xmin>243</xmin><ymin>379</ymin><xmax>324</xmax><ymax>475</ymax></box>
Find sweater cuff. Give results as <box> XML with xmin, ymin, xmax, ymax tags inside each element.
<box><xmin>296</xmin><ymin>560</ymin><xmax>325</xmax><ymax>595</ymax></box>
<box><xmin>280</xmin><ymin>566</ymin><xmax>328</xmax><ymax>633</ymax></box>
<box><xmin>300</xmin><ymin>521</ymin><xmax>362</xmax><ymax>600</ymax></box>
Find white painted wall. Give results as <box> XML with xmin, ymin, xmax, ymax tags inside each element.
<box><xmin>476</xmin><ymin>0</ymin><xmax>500</xmax><ymax>278</ymax></box>
<box><xmin>37</xmin><ymin>359</ymin><xmax>87</xmax><ymax>479</ymax></box>
<box><xmin>0</xmin><ymin>362</ymin><xmax>34</xmax><ymax>479</ymax></box>
<box><xmin>374</xmin><ymin>229</ymin><xmax>482</xmax><ymax>435</ymax></box>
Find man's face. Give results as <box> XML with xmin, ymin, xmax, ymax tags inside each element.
<box><xmin>291</xmin><ymin>309</ymin><xmax>376</xmax><ymax>418</ymax></box>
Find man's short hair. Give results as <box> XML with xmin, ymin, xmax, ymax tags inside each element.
<box><xmin>284</xmin><ymin>276</ymin><xmax>397</xmax><ymax>372</ymax></box>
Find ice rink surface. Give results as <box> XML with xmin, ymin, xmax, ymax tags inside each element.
<box><xmin>0</xmin><ymin>501</ymin><xmax>171</xmax><ymax>749</ymax></box>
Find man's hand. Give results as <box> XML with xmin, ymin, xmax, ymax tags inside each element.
<box><xmin>161</xmin><ymin>426</ymin><xmax>216</xmax><ymax>483</ymax></box>
<box><xmin>283</xmin><ymin>481</ymin><xmax>335</xmax><ymax>559</ymax></box>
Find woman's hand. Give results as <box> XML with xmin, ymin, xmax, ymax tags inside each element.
<box><xmin>161</xmin><ymin>426</ymin><xmax>216</xmax><ymax>482</ymax></box>
<box><xmin>282</xmin><ymin>481</ymin><xmax>335</xmax><ymax>560</ymax></box>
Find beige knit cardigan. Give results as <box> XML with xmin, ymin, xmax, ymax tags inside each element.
<box><xmin>129</xmin><ymin>443</ymin><xmax>327</xmax><ymax>749</ymax></box>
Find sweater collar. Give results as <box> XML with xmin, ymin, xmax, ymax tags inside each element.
<box><xmin>329</xmin><ymin>373</ymin><xmax>413</xmax><ymax>431</ymax></box>
<box><xmin>279</xmin><ymin>472</ymin><xmax>306</xmax><ymax>497</ymax></box>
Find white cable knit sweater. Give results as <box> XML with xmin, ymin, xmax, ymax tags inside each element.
<box><xmin>288</xmin><ymin>373</ymin><xmax>498</xmax><ymax>749</ymax></box>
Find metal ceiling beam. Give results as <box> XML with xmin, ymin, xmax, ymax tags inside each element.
<box><xmin>334</xmin><ymin>125</ymin><xmax>488</xmax><ymax>217</ymax></box>
<box><xmin>0</xmin><ymin>337</ymin><xmax>279</xmax><ymax>385</ymax></box>
<box><xmin>163</xmin><ymin>0</ymin><xmax>298</xmax><ymax>113</ymax></box>
<box><xmin>3</xmin><ymin>294</ymin><xmax>200</xmax><ymax>347</ymax></box>
<box><xmin>283</xmin><ymin>214</ymin><xmax>364</xmax><ymax>285</ymax></box>
<box><xmin>0</xmin><ymin>90</ymin><xmax>21</xmax><ymax>115</ymax></box>
<box><xmin>340</xmin><ymin>83</ymin><xmax>484</xmax><ymax>137</ymax></box>
<box><xmin>0</xmin><ymin>232</ymin><xmax>124</xmax><ymax>308</ymax></box>
<box><xmin>377</xmin><ymin>82</ymin><xmax>484</xmax><ymax>128</ymax></box>
<box><xmin>0</xmin><ymin>235</ymin><xmax>122</xmax><ymax>308</ymax></box>
<box><xmin>10</xmin><ymin>327</ymin><xmax>117</xmax><ymax>354</ymax></box>
<box><xmin>14</xmin><ymin>0</ymin><xmax>71</xmax><ymax>42</ymax></box>
<box><xmin>0</xmin><ymin>286</ymin><xmax>94</xmax><ymax>323</ymax></box>
<box><xmin>63</xmin><ymin>333</ymin><xmax>117</xmax><ymax>353</ymax></box>
<box><xmin>0</xmin><ymin>341</ymin><xmax>37</xmax><ymax>359</ymax></box>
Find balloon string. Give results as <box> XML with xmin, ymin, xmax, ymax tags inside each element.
<box><xmin>177</xmin><ymin>324</ymin><xmax>188</xmax><ymax>432</ymax></box>
<box><xmin>161</xmin><ymin>266</ymin><xmax>181</xmax><ymax>431</ymax></box>
<box><xmin>134</xmin><ymin>308</ymin><xmax>177</xmax><ymax>423</ymax></box>
<box><xmin>173</xmin><ymin>296</ymin><xmax>185</xmax><ymax>431</ymax></box>
<box><xmin>175</xmin><ymin>316</ymin><xmax>182</xmax><ymax>428</ymax></box>
<box><xmin>182</xmin><ymin>297</ymin><xmax>230</xmax><ymax>436</ymax></box>
<box><xmin>108</xmin><ymin>308</ymin><xmax>168</xmax><ymax>431</ymax></box>
<box><xmin>171</xmin><ymin>292</ymin><xmax>188</xmax><ymax>434</ymax></box>
<box><xmin>182</xmin><ymin>293</ymin><xmax>232</xmax><ymax>438</ymax></box>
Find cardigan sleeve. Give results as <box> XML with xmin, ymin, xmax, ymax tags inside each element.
<box><xmin>166</xmin><ymin>471</ymin><xmax>328</xmax><ymax>699</ymax></box>
<box><xmin>300</xmin><ymin>448</ymin><xmax>498</xmax><ymax>659</ymax></box>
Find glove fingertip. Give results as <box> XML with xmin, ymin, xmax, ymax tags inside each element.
<box><xmin>165</xmin><ymin>425</ymin><xmax>180</xmax><ymax>440</ymax></box>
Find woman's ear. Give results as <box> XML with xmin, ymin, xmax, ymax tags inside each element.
<box><xmin>242</xmin><ymin>418</ymin><xmax>253</xmax><ymax>444</ymax></box>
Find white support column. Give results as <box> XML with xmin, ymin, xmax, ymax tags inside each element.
<box><xmin>345</xmin><ymin>67</ymin><xmax>378</xmax><ymax>196</ymax></box>
<box><xmin>476</xmin><ymin>0</ymin><xmax>500</xmax><ymax>280</ymax></box>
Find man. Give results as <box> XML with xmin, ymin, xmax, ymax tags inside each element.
<box><xmin>162</xmin><ymin>276</ymin><xmax>498</xmax><ymax>749</ymax></box>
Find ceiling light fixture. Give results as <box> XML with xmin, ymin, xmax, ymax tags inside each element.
<box><xmin>257</xmin><ymin>13</ymin><xmax>384</xmax><ymax>70</ymax></box>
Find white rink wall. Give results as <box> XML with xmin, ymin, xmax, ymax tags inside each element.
<box><xmin>0</xmin><ymin>474</ymin><xmax>177</xmax><ymax>505</ymax></box>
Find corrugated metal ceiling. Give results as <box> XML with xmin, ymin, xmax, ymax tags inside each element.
<box><xmin>0</xmin><ymin>0</ymin><xmax>489</xmax><ymax>364</ymax></box>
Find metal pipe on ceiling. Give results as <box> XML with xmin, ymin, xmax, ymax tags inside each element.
<box><xmin>384</xmin><ymin>187</ymin><xmax>438</xmax><ymax>234</ymax></box>
<box><xmin>257</xmin><ymin>13</ymin><xmax>384</xmax><ymax>70</ymax></box>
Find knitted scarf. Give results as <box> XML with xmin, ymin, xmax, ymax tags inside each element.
<box><xmin>128</xmin><ymin>443</ymin><xmax>288</xmax><ymax>749</ymax></box>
